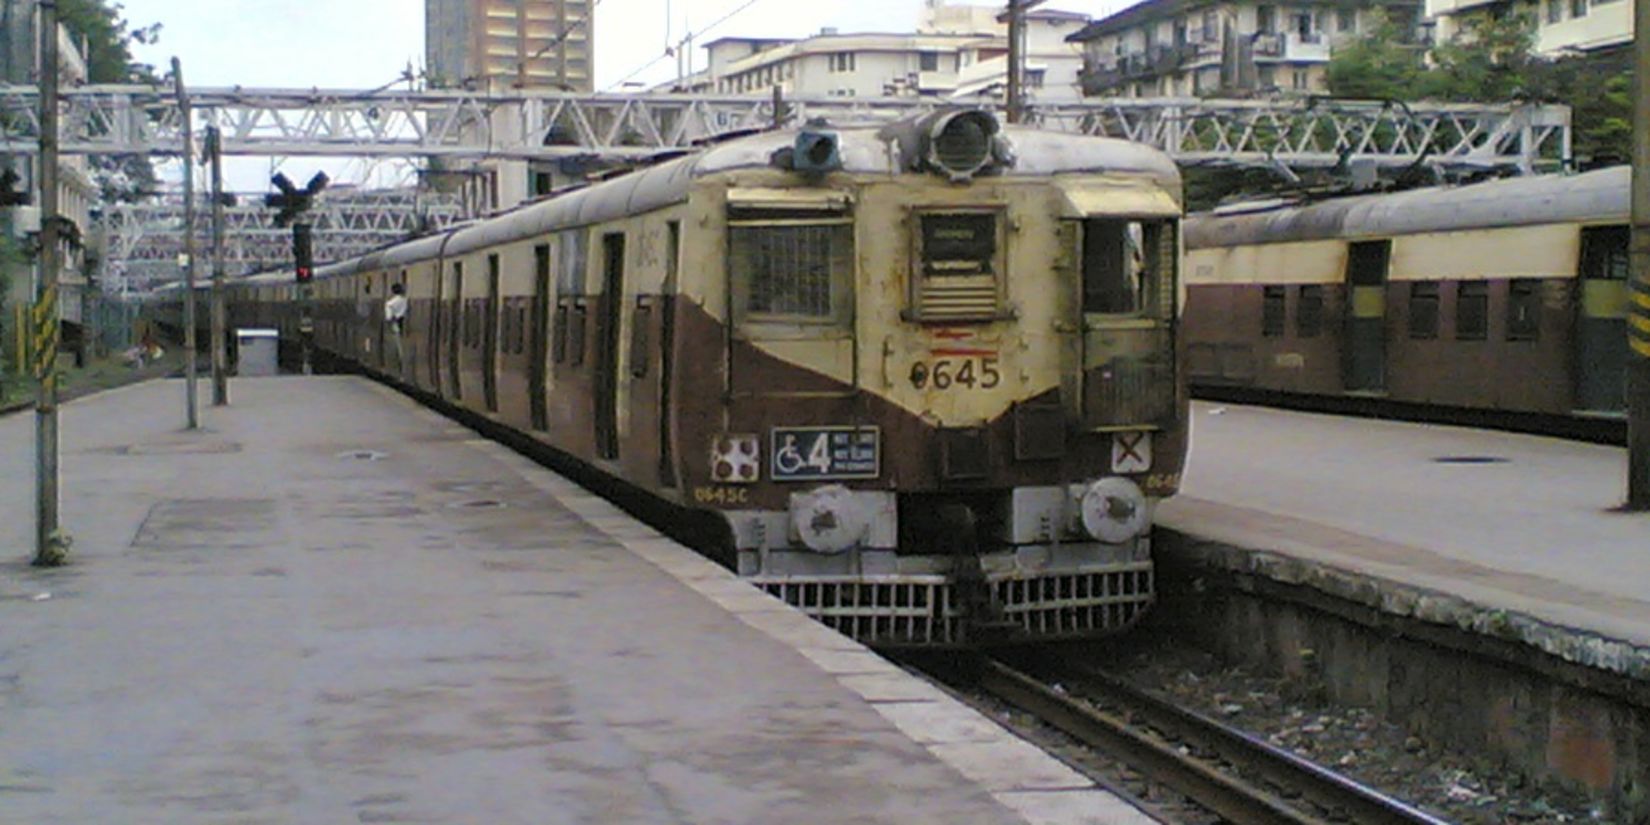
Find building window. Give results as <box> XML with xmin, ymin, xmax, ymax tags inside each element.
<box><xmin>1256</xmin><ymin>4</ymin><xmax>1276</xmax><ymax>33</ymax></box>
<box><xmin>1262</xmin><ymin>286</ymin><xmax>1287</xmax><ymax>336</ymax></box>
<box><xmin>1259</xmin><ymin>65</ymin><xmax>1276</xmax><ymax>89</ymax></box>
<box><xmin>1202</xmin><ymin>11</ymin><xmax>1218</xmax><ymax>41</ymax></box>
<box><xmin>1547</xmin><ymin>0</ymin><xmax>1564</xmax><ymax>23</ymax></box>
<box><xmin>1571</xmin><ymin>0</ymin><xmax>1587</xmax><ymax>16</ymax></box>
<box><xmin>1337</xmin><ymin>8</ymin><xmax>1355</xmax><ymax>32</ymax></box>
<box><xmin>1408</xmin><ymin>282</ymin><xmax>1439</xmax><ymax>339</ymax></box>
<box><xmin>1296</xmin><ymin>284</ymin><xmax>1324</xmax><ymax>337</ymax></box>
<box><xmin>1456</xmin><ymin>281</ymin><xmax>1489</xmax><ymax>340</ymax></box>
<box><xmin>1507</xmin><ymin>280</ymin><xmax>1541</xmax><ymax>341</ymax></box>
<box><xmin>1292</xmin><ymin>68</ymin><xmax>1309</xmax><ymax>89</ymax></box>
<box><xmin>830</xmin><ymin>52</ymin><xmax>856</xmax><ymax>73</ymax></box>
<box><xmin>919</xmin><ymin>51</ymin><xmax>939</xmax><ymax>72</ymax></box>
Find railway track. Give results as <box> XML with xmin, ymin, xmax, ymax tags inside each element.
<box><xmin>971</xmin><ymin>657</ymin><xmax>1450</xmax><ymax>825</ymax></box>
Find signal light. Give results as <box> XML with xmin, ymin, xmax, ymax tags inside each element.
<box><xmin>292</xmin><ymin>223</ymin><xmax>314</xmax><ymax>283</ymax></box>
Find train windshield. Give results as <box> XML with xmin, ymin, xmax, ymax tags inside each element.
<box><xmin>1081</xmin><ymin>219</ymin><xmax>1175</xmax><ymax>318</ymax></box>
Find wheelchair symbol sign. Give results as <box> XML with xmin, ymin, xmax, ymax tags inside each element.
<box><xmin>771</xmin><ymin>426</ymin><xmax>880</xmax><ymax>481</ymax></box>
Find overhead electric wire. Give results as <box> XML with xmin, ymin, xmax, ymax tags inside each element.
<box><xmin>605</xmin><ymin>0</ymin><xmax>766</xmax><ymax>90</ymax></box>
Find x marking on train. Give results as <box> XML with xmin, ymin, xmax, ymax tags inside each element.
<box><xmin>1116</xmin><ymin>433</ymin><xmax>1146</xmax><ymax>464</ymax></box>
<box><xmin>1112</xmin><ymin>432</ymin><xmax>1151</xmax><ymax>473</ymax></box>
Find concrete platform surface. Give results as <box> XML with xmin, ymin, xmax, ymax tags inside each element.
<box><xmin>1160</xmin><ymin>402</ymin><xmax>1650</xmax><ymax>663</ymax></box>
<box><xmin>0</xmin><ymin>377</ymin><xmax>1154</xmax><ymax>825</ymax></box>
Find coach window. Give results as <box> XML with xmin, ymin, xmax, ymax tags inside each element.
<box><xmin>1083</xmin><ymin>218</ymin><xmax>1175</xmax><ymax>318</ymax></box>
<box><xmin>729</xmin><ymin>204</ymin><xmax>853</xmax><ymax>326</ymax></box>
<box><xmin>1408</xmin><ymin>282</ymin><xmax>1440</xmax><ymax>339</ymax></box>
<box><xmin>1456</xmin><ymin>281</ymin><xmax>1489</xmax><ymax>340</ymax></box>
<box><xmin>1507</xmin><ymin>280</ymin><xmax>1541</xmax><ymax>341</ymax></box>
<box><xmin>1261</xmin><ymin>286</ymin><xmax>1287</xmax><ymax>337</ymax></box>
<box><xmin>1296</xmin><ymin>284</ymin><xmax>1324</xmax><ymax>337</ymax></box>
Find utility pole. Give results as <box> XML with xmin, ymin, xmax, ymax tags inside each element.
<box><xmin>1005</xmin><ymin>0</ymin><xmax>1023</xmax><ymax>124</ymax></box>
<box><xmin>33</xmin><ymin>0</ymin><xmax>66</xmax><ymax>566</ymax></box>
<box><xmin>1629</xmin><ymin>0</ymin><xmax>1650</xmax><ymax>509</ymax></box>
<box><xmin>172</xmin><ymin>57</ymin><xmax>198</xmax><ymax>428</ymax></box>
<box><xmin>207</xmin><ymin>125</ymin><xmax>227</xmax><ymax>406</ymax></box>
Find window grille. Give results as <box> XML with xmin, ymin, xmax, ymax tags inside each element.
<box><xmin>1262</xmin><ymin>286</ymin><xmax>1287</xmax><ymax>337</ymax></box>
<box><xmin>732</xmin><ymin>223</ymin><xmax>845</xmax><ymax>319</ymax></box>
<box><xmin>1409</xmin><ymin>282</ymin><xmax>1439</xmax><ymax>339</ymax></box>
<box><xmin>1456</xmin><ymin>281</ymin><xmax>1488</xmax><ymax>340</ymax></box>
<box><xmin>1296</xmin><ymin>284</ymin><xmax>1324</xmax><ymax>337</ymax></box>
<box><xmin>1507</xmin><ymin>280</ymin><xmax>1540</xmax><ymax>341</ymax></box>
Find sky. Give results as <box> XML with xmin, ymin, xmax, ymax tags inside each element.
<box><xmin>116</xmin><ymin>0</ymin><xmax>1128</xmax><ymax>190</ymax></box>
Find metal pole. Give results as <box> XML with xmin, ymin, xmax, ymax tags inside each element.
<box><xmin>1006</xmin><ymin>0</ymin><xmax>1023</xmax><ymax>124</ymax></box>
<box><xmin>1628</xmin><ymin>0</ymin><xmax>1650</xmax><ymax>509</ymax></box>
<box><xmin>32</xmin><ymin>0</ymin><xmax>65</xmax><ymax>566</ymax></box>
<box><xmin>207</xmin><ymin>124</ymin><xmax>227</xmax><ymax>405</ymax></box>
<box><xmin>172</xmin><ymin>57</ymin><xmax>198</xmax><ymax>428</ymax></box>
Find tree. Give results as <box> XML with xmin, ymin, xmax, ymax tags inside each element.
<box><xmin>56</xmin><ymin>0</ymin><xmax>163</xmax><ymax>203</ymax></box>
<box><xmin>1322</xmin><ymin>9</ymin><xmax>1424</xmax><ymax>100</ymax></box>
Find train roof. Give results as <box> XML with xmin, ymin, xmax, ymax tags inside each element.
<box><xmin>411</xmin><ymin>121</ymin><xmax>1179</xmax><ymax>261</ymax></box>
<box><xmin>1185</xmin><ymin>165</ymin><xmax>1628</xmax><ymax>249</ymax></box>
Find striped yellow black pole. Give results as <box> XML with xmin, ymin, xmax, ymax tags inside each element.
<box><xmin>1630</xmin><ymin>0</ymin><xmax>1650</xmax><ymax>510</ymax></box>
<box><xmin>33</xmin><ymin>0</ymin><xmax>67</xmax><ymax>565</ymax></box>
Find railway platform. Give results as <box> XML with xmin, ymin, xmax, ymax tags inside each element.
<box><xmin>0</xmin><ymin>376</ymin><xmax>1151</xmax><ymax>825</ymax></box>
<box><xmin>1159</xmin><ymin>401</ymin><xmax>1650</xmax><ymax>678</ymax></box>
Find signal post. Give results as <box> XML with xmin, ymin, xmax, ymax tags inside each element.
<box><xmin>265</xmin><ymin>172</ymin><xmax>327</xmax><ymax>372</ymax></box>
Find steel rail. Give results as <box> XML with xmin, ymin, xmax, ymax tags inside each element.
<box><xmin>976</xmin><ymin>658</ymin><xmax>1449</xmax><ymax>825</ymax></box>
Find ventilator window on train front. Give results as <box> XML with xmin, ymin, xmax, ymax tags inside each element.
<box><xmin>910</xmin><ymin>208</ymin><xmax>1005</xmax><ymax>322</ymax></box>
<box><xmin>729</xmin><ymin>202</ymin><xmax>853</xmax><ymax>324</ymax></box>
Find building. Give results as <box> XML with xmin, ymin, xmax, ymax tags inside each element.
<box><xmin>657</xmin><ymin>2</ymin><xmax>1089</xmax><ymax>105</ymax></box>
<box><xmin>0</xmin><ymin>1</ymin><xmax>97</xmax><ymax>339</ymax></box>
<box><xmin>424</xmin><ymin>1</ymin><xmax>596</xmax><ymax>217</ymax></box>
<box><xmin>1066</xmin><ymin>0</ymin><xmax>1422</xmax><ymax>98</ymax></box>
<box><xmin>1427</xmin><ymin>0</ymin><xmax>1630</xmax><ymax>55</ymax></box>
<box><xmin>425</xmin><ymin>0</ymin><xmax>595</xmax><ymax>91</ymax></box>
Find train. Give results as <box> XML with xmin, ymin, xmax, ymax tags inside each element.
<box><xmin>1183</xmin><ymin>166</ymin><xmax>1634</xmax><ymax>430</ymax></box>
<box><xmin>196</xmin><ymin>110</ymin><xmax>1189</xmax><ymax>647</ymax></box>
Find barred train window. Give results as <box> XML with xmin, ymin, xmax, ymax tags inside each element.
<box><xmin>1082</xmin><ymin>219</ymin><xmax>1175</xmax><ymax>317</ymax></box>
<box><xmin>732</xmin><ymin>221</ymin><xmax>851</xmax><ymax>320</ymax></box>
<box><xmin>1456</xmin><ymin>281</ymin><xmax>1488</xmax><ymax>341</ymax></box>
<box><xmin>922</xmin><ymin>214</ymin><xmax>996</xmax><ymax>276</ymax></box>
<box><xmin>1507</xmin><ymin>280</ymin><xmax>1540</xmax><ymax>341</ymax></box>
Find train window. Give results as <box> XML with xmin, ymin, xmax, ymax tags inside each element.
<box><xmin>1580</xmin><ymin>226</ymin><xmax>1629</xmax><ymax>280</ymax></box>
<box><xmin>1261</xmin><ymin>286</ymin><xmax>1287</xmax><ymax>337</ymax></box>
<box><xmin>731</xmin><ymin>221</ymin><xmax>850</xmax><ymax>321</ymax></box>
<box><xmin>1082</xmin><ymin>219</ymin><xmax>1166</xmax><ymax>316</ymax></box>
<box><xmin>553</xmin><ymin>300</ymin><xmax>569</xmax><ymax>363</ymax></box>
<box><xmin>1507</xmin><ymin>280</ymin><xmax>1541</xmax><ymax>341</ymax></box>
<box><xmin>631</xmin><ymin>296</ymin><xmax>652</xmax><ymax>378</ymax></box>
<box><xmin>557</xmin><ymin>230</ymin><xmax>588</xmax><ymax>295</ymax></box>
<box><xmin>1296</xmin><ymin>285</ymin><xmax>1324</xmax><ymax>338</ymax></box>
<box><xmin>515</xmin><ymin>305</ymin><xmax>527</xmax><ymax>354</ymax></box>
<box><xmin>570</xmin><ymin>302</ymin><xmax>588</xmax><ymax>365</ymax></box>
<box><xmin>1456</xmin><ymin>281</ymin><xmax>1488</xmax><ymax>341</ymax></box>
<box><xmin>1408</xmin><ymin>282</ymin><xmax>1439</xmax><ymax>339</ymax></box>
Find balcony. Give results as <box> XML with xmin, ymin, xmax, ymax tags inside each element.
<box><xmin>1252</xmin><ymin>31</ymin><xmax>1331</xmax><ymax>62</ymax></box>
<box><xmin>1080</xmin><ymin>43</ymin><xmax>1204</xmax><ymax>93</ymax></box>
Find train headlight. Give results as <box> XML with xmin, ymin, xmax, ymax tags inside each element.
<box><xmin>1079</xmin><ymin>477</ymin><xmax>1149</xmax><ymax>544</ymax></box>
<box><xmin>789</xmin><ymin>484</ymin><xmax>869</xmax><ymax>554</ymax></box>
<box><xmin>925</xmin><ymin>110</ymin><xmax>1000</xmax><ymax>181</ymax></box>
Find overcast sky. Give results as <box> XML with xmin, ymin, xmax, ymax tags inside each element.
<box><xmin>117</xmin><ymin>0</ymin><xmax>1126</xmax><ymax>189</ymax></box>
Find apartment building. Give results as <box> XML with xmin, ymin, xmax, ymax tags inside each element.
<box><xmin>1067</xmin><ymin>0</ymin><xmax>1421</xmax><ymax>98</ymax></box>
<box><xmin>659</xmin><ymin>3</ymin><xmax>1089</xmax><ymax>104</ymax></box>
<box><xmin>425</xmin><ymin>0</ymin><xmax>594</xmax><ymax>92</ymax></box>
<box><xmin>1428</xmin><ymin>0</ymin><xmax>1629</xmax><ymax>55</ymax></box>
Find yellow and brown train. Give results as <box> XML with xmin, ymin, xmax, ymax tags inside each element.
<box><xmin>1184</xmin><ymin>166</ymin><xmax>1634</xmax><ymax>429</ymax></box>
<box><xmin>215</xmin><ymin>110</ymin><xmax>1189</xmax><ymax>646</ymax></box>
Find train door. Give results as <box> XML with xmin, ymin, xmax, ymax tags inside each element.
<box><xmin>1575</xmin><ymin>225</ymin><xmax>1629</xmax><ymax>412</ymax></box>
<box><xmin>447</xmin><ymin>261</ymin><xmax>464</xmax><ymax>400</ymax></box>
<box><xmin>530</xmin><ymin>244</ymin><xmax>551</xmax><ymax>430</ymax></box>
<box><xmin>1343</xmin><ymin>240</ymin><xmax>1389</xmax><ymax>393</ymax></box>
<box><xmin>594</xmin><ymin>233</ymin><xmax>625</xmax><ymax>460</ymax></box>
<box><xmin>658</xmin><ymin>221</ymin><xmax>680</xmax><ymax>487</ymax></box>
<box><xmin>483</xmin><ymin>254</ymin><xmax>500</xmax><ymax>413</ymax></box>
<box><xmin>429</xmin><ymin>263</ymin><xmax>444</xmax><ymax>389</ymax></box>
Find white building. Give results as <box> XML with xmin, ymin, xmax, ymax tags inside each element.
<box><xmin>1427</xmin><ymin>0</ymin><xmax>1630</xmax><ymax>55</ymax></box>
<box><xmin>656</xmin><ymin>2</ymin><xmax>1089</xmax><ymax>105</ymax></box>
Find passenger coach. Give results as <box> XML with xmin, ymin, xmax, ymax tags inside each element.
<box><xmin>230</xmin><ymin>110</ymin><xmax>1190</xmax><ymax>646</ymax></box>
<box><xmin>1184</xmin><ymin>167</ymin><xmax>1631</xmax><ymax>419</ymax></box>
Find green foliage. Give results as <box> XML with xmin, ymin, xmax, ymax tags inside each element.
<box><xmin>1325</xmin><ymin>10</ymin><xmax>1628</xmax><ymax>169</ymax></box>
<box><xmin>1322</xmin><ymin>9</ymin><xmax>1423</xmax><ymax>100</ymax></box>
<box><xmin>54</xmin><ymin>1</ymin><xmax>163</xmax><ymax>202</ymax></box>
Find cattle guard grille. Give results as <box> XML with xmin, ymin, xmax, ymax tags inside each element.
<box><xmin>754</xmin><ymin>563</ymin><xmax>1153</xmax><ymax>646</ymax></box>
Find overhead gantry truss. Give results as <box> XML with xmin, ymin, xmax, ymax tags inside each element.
<box><xmin>102</xmin><ymin>189</ymin><xmax>467</xmax><ymax>290</ymax></box>
<box><xmin>0</xmin><ymin>86</ymin><xmax>1571</xmax><ymax>173</ymax></box>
